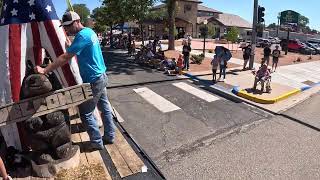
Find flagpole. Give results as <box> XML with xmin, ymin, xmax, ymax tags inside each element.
<box><xmin>66</xmin><ymin>0</ymin><xmax>74</xmax><ymax>12</ymax></box>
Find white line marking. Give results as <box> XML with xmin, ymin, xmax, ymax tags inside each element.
<box><xmin>172</xmin><ymin>82</ymin><xmax>220</xmax><ymax>102</ymax></box>
<box><xmin>113</xmin><ymin>108</ymin><xmax>125</xmax><ymax>122</ymax></box>
<box><xmin>133</xmin><ymin>87</ymin><xmax>181</xmax><ymax>113</ymax></box>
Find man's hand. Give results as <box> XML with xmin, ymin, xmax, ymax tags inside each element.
<box><xmin>34</xmin><ymin>66</ymin><xmax>47</xmax><ymax>74</ymax></box>
<box><xmin>65</xmin><ymin>40</ymin><xmax>71</xmax><ymax>48</ymax></box>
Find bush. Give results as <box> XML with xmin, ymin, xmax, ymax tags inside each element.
<box><xmin>191</xmin><ymin>54</ymin><xmax>205</xmax><ymax>64</ymax></box>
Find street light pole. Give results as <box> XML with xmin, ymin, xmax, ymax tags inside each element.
<box><xmin>249</xmin><ymin>0</ymin><xmax>258</xmax><ymax>69</ymax></box>
<box><xmin>203</xmin><ymin>20</ymin><xmax>208</xmax><ymax>56</ymax></box>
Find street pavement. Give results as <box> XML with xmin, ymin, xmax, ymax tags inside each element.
<box><xmin>104</xmin><ymin>48</ymin><xmax>320</xmax><ymax>179</ymax></box>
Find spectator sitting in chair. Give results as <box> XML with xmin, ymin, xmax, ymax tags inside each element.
<box><xmin>252</xmin><ymin>63</ymin><xmax>271</xmax><ymax>92</ymax></box>
<box><xmin>164</xmin><ymin>58</ymin><xmax>177</xmax><ymax>75</ymax></box>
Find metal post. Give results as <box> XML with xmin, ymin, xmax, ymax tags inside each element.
<box><xmin>285</xmin><ymin>29</ymin><xmax>290</xmax><ymax>55</ymax></box>
<box><xmin>249</xmin><ymin>0</ymin><xmax>258</xmax><ymax>69</ymax></box>
<box><xmin>277</xmin><ymin>16</ymin><xmax>280</xmax><ymax>37</ymax></box>
<box><xmin>203</xmin><ymin>31</ymin><xmax>206</xmax><ymax>56</ymax></box>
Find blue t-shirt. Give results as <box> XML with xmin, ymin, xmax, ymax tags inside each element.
<box><xmin>67</xmin><ymin>28</ymin><xmax>106</xmax><ymax>83</ymax></box>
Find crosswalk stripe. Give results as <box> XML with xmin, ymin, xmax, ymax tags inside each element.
<box><xmin>133</xmin><ymin>87</ymin><xmax>181</xmax><ymax>113</ymax></box>
<box><xmin>172</xmin><ymin>82</ymin><xmax>220</xmax><ymax>102</ymax></box>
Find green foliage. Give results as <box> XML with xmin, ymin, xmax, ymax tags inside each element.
<box><xmin>298</xmin><ymin>15</ymin><xmax>309</xmax><ymax>27</ymax></box>
<box><xmin>199</xmin><ymin>24</ymin><xmax>216</xmax><ymax>38</ymax></box>
<box><xmin>207</xmin><ymin>24</ymin><xmax>216</xmax><ymax>38</ymax></box>
<box><xmin>267</xmin><ymin>23</ymin><xmax>277</xmax><ymax>29</ymax></box>
<box><xmin>191</xmin><ymin>54</ymin><xmax>205</xmax><ymax>64</ymax></box>
<box><xmin>72</xmin><ymin>4</ymin><xmax>90</xmax><ymax>25</ymax></box>
<box><xmin>226</xmin><ymin>27</ymin><xmax>239</xmax><ymax>43</ymax></box>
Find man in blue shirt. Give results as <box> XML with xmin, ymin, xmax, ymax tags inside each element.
<box><xmin>35</xmin><ymin>11</ymin><xmax>115</xmax><ymax>151</ymax></box>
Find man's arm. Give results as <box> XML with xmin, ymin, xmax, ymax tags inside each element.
<box><xmin>35</xmin><ymin>52</ymin><xmax>75</xmax><ymax>74</ymax></box>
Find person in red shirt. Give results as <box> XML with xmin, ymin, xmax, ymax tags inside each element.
<box><xmin>177</xmin><ymin>54</ymin><xmax>184</xmax><ymax>75</ymax></box>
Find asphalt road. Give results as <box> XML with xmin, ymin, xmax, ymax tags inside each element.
<box><xmin>105</xmin><ymin>49</ymin><xmax>274</xmax><ymax>179</ymax></box>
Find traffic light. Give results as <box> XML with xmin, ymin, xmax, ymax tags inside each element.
<box><xmin>258</xmin><ymin>6</ymin><xmax>265</xmax><ymax>23</ymax></box>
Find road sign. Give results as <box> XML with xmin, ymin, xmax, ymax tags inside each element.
<box><xmin>280</xmin><ymin>10</ymin><xmax>300</xmax><ymax>25</ymax></box>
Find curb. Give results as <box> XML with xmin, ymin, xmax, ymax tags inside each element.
<box><xmin>232</xmin><ymin>85</ymin><xmax>312</xmax><ymax>104</ymax></box>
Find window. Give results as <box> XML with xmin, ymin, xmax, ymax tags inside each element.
<box><xmin>184</xmin><ymin>4</ymin><xmax>192</xmax><ymax>13</ymax></box>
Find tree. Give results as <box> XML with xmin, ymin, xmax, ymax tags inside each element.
<box><xmin>91</xmin><ymin>7</ymin><xmax>108</xmax><ymax>33</ymax></box>
<box><xmin>72</xmin><ymin>4</ymin><xmax>90</xmax><ymax>25</ymax></box>
<box><xmin>226</xmin><ymin>27</ymin><xmax>239</xmax><ymax>50</ymax></box>
<box><xmin>298</xmin><ymin>15</ymin><xmax>309</xmax><ymax>28</ymax></box>
<box><xmin>101</xmin><ymin>0</ymin><xmax>157</xmax><ymax>43</ymax></box>
<box><xmin>165</xmin><ymin>0</ymin><xmax>177</xmax><ymax>50</ymax></box>
<box><xmin>207</xmin><ymin>24</ymin><xmax>216</xmax><ymax>38</ymax></box>
<box><xmin>267</xmin><ymin>23</ymin><xmax>277</xmax><ymax>29</ymax></box>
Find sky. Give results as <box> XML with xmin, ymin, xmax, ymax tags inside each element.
<box><xmin>201</xmin><ymin>0</ymin><xmax>320</xmax><ymax>31</ymax></box>
<box><xmin>54</xmin><ymin>0</ymin><xmax>319</xmax><ymax>31</ymax></box>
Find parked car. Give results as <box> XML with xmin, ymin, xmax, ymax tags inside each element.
<box><xmin>256</xmin><ymin>38</ymin><xmax>271</xmax><ymax>48</ymax></box>
<box><xmin>305</xmin><ymin>42</ymin><xmax>320</xmax><ymax>54</ymax></box>
<box><xmin>280</xmin><ymin>39</ymin><xmax>304</xmax><ymax>52</ymax></box>
<box><xmin>268</xmin><ymin>37</ymin><xmax>281</xmax><ymax>44</ymax></box>
<box><xmin>300</xmin><ymin>43</ymin><xmax>317</xmax><ymax>55</ymax></box>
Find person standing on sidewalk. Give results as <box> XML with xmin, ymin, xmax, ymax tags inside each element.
<box><xmin>35</xmin><ymin>12</ymin><xmax>116</xmax><ymax>151</ymax></box>
<box><xmin>211</xmin><ymin>55</ymin><xmax>219</xmax><ymax>82</ymax></box>
<box><xmin>182</xmin><ymin>40</ymin><xmax>191</xmax><ymax>71</ymax></box>
<box><xmin>242</xmin><ymin>44</ymin><xmax>251</xmax><ymax>70</ymax></box>
<box><xmin>263</xmin><ymin>45</ymin><xmax>271</xmax><ymax>66</ymax></box>
<box><xmin>272</xmin><ymin>45</ymin><xmax>281</xmax><ymax>72</ymax></box>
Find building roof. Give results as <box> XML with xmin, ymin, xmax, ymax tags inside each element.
<box><xmin>197</xmin><ymin>16</ymin><xmax>212</xmax><ymax>24</ymax></box>
<box><xmin>180</xmin><ymin>0</ymin><xmax>202</xmax><ymax>3</ymax></box>
<box><xmin>198</xmin><ymin>5</ymin><xmax>222</xmax><ymax>14</ymax></box>
<box><xmin>215</xmin><ymin>13</ymin><xmax>251</xmax><ymax>28</ymax></box>
<box><xmin>152</xmin><ymin>4</ymin><xmax>166</xmax><ymax>10</ymax></box>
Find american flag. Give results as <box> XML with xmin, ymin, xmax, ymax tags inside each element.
<box><xmin>0</xmin><ymin>0</ymin><xmax>82</xmax><ymax>149</ymax></box>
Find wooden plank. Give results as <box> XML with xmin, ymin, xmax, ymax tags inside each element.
<box><xmin>0</xmin><ymin>99</ymin><xmax>90</xmax><ymax>127</ymax></box>
<box><xmin>46</xmin><ymin>94</ymin><xmax>60</xmax><ymax>109</ymax></box>
<box><xmin>77</xmin><ymin>127</ymin><xmax>112</xmax><ymax>180</ymax></box>
<box><xmin>70</xmin><ymin>118</ymin><xmax>88</xmax><ymax>165</ymax></box>
<box><xmin>114</xmin><ymin>128</ymin><xmax>145</xmax><ymax>174</ymax></box>
<box><xmin>8</xmin><ymin>104</ymin><xmax>22</xmax><ymax>120</ymax></box>
<box><xmin>105</xmin><ymin>143</ymin><xmax>133</xmax><ymax>178</ymax></box>
<box><xmin>0</xmin><ymin>84</ymin><xmax>93</xmax><ymax>127</ymax></box>
<box><xmin>70</xmin><ymin>87</ymin><xmax>85</xmax><ymax>103</ymax></box>
<box><xmin>19</xmin><ymin>101</ymin><xmax>36</xmax><ymax>116</ymax></box>
<box><xmin>0</xmin><ymin>108</ymin><xmax>9</xmax><ymax>124</ymax></box>
<box><xmin>57</xmin><ymin>91</ymin><xmax>72</xmax><ymax>106</ymax></box>
<box><xmin>32</xmin><ymin>98</ymin><xmax>48</xmax><ymax>112</ymax></box>
<box><xmin>83</xmin><ymin>84</ymin><xmax>93</xmax><ymax>99</ymax></box>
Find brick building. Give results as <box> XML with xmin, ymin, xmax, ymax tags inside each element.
<box><xmin>143</xmin><ymin>0</ymin><xmax>251</xmax><ymax>39</ymax></box>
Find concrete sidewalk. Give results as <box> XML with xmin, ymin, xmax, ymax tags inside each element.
<box><xmin>162</xmin><ymin>44</ymin><xmax>320</xmax><ymax>109</ymax></box>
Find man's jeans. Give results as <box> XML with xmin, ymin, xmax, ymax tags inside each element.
<box><xmin>78</xmin><ymin>73</ymin><xmax>115</xmax><ymax>146</ymax></box>
<box><xmin>183</xmin><ymin>55</ymin><xmax>190</xmax><ymax>70</ymax></box>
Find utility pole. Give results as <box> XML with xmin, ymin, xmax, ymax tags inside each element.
<box><xmin>249</xmin><ymin>0</ymin><xmax>258</xmax><ymax>69</ymax></box>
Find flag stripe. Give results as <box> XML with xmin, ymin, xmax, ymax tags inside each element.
<box><xmin>38</xmin><ymin>21</ymin><xmax>68</xmax><ymax>87</ymax></box>
<box><xmin>9</xmin><ymin>24</ymin><xmax>22</xmax><ymax>102</ymax></box>
<box><xmin>31</xmin><ymin>22</ymin><xmax>43</xmax><ymax>66</ymax></box>
<box><xmin>0</xmin><ymin>25</ymin><xmax>11</xmax><ymax>105</ymax></box>
<box><xmin>43</xmin><ymin>20</ymin><xmax>76</xmax><ymax>86</ymax></box>
<box><xmin>20</xmin><ymin>24</ymin><xmax>27</xmax><ymax>86</ymax></box>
